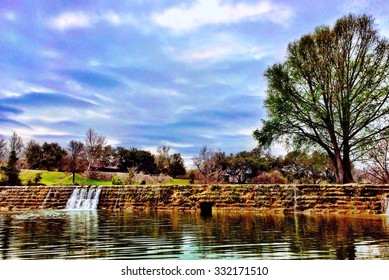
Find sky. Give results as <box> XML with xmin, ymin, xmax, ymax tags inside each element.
<box><xmin>0</xmin><ymin>0</ymin><xmax>388</xmax><ymax>166</ymax></box>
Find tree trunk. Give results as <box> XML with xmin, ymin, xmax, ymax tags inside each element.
<box><xmin>72</xmin><ymin>171</ymin><xmax>75</xmax><ymax>184</ymax></box>
<box><xmin>334</xmin><ymin>152</ymin><xmax>344</xmax><ymax>183</ymax></box>
<box><xmin>329</xmin><ymin>149</ymin><xmax>354</xmax><ymax>184</ymax></box>
<box><xmin>342</xmin><ymin>143</ymin><xmax>354</xmax><ymax>183</ymax></box>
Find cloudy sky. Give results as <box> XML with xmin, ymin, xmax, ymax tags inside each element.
<box><xmin>1</xmin><ymin>0</ymin><xmax>388</xmax><ymax>165</ymax></box>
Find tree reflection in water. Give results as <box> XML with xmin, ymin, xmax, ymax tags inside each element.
<box><xmin>0</xmin><ymin>210</ymin><xmax>389</xmax><ymax>259</ymax></box>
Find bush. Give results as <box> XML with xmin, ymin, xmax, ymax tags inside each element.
<box><xmin>188</xmin><ymin>170</ymin><xmax>196</xmax><ymax>184</ymax></box>
<box><xmin>85</xmin><ymin>171</ymin><xmax>113</xmax><ymax>181</ymax></box>
<box><xmin>250</xmin><ymin>170</ymin><xmax>287</xmax><ymax>184</ymax></box>
<box><xmin>111</xmin><ymin>175</ymin><xmax>123</xmax><ymax>185</ymax></box>
<box><xmin>125</xmin><ymin>168</ymin><xmax>135</xmax><ymax>185</ymax></box>
<box><xmin>34</xmin><ymin>173</ymin><xmax>42</xmax><ymax>185</ymax></box>
<box><xmin>131</xmin><ymin>173</ymin><xmax>172</xmax><ymax>184</ymax></box>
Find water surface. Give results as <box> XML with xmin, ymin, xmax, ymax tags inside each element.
<box><xmin>1</xmin><ymin>210</ymin><xmax>389</xmax><ymax>260</ymax></box>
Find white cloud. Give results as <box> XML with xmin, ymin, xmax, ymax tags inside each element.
<box><xmin>16</xmin><ymin>113</ymin><xmax>70</xmax><ymax>123</ymax></box>
<box><xmin>49</xmin><ymin>11</ymin><xmax>136</xmax><ymax>31</ymax></box>
<box><xmin>139</xmin><ymin>86</ymin><xmax>182</xmax><ymax>97</ymax></box>
<box><xmin>66</xmin><ymin>80</ymin><xmax>83</xmax><ymax>92</ymax></box>
<box><xmin>106</xmin><ymin>137</ymin><xmax>121</xmax><ymax>146</ymax></box>
<box><xmin>3</xmin><ymin>11</ymin><xmax>17</xmax><ymax>22</ymax></box>
<box><xmin>1</xmin><ymin>90</ymin><xmax>21</xmax><ymax>98</ymax></box>
<box><xmin>142</xmin><ymin>145</ymin><xmax>158</xmax><ymax>155</ymax></box>
<box><xmin>179</xmin><ymin>44</ymin><xmax>267</xmax><ymax>63</ymax></box>
<box><xmin>271</xmin><ymin>142</ymin><xmax>287</xmax><ymax>156</ymax></box>
<box><xmin>85</xmin><ymin>110</ymin><xmax>111</xmax><ymax>119</ymax></box>
<box><xmin>161</xmin><ymin>140</ymin><xmax>194</xmax><ymax>148</ymax></box>
<box><xmin>173</xmin><ymin>33</ymin><xmax>269</xmax><ymax>65</ymax></box>
<box><xmin>153</xmin><ymin>0</ymin><xmax>293</xmax><ymax>33</ymax></box>
<box><xmin>41</xmin><ymin>49</ymin><xmax>62</xmax><ymax>59</ymax></box>
<box><xmin>50</xmin><ymin>11</ymin><xmax>93</xmax><ymax>31</ymax></box>
<box><xmin>0</xmin><ymin>126</ymin><xmax>69</xmax><ymax>140</ymax></box>
<box><xmin>103</xmin><ymin>11</ymin><xmax>136</xmax><ymax>26</ymax></box>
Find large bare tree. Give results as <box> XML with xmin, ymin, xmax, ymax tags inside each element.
<box><xmin>84</xmin><ymin>128</ymin><xmax>107</xmax><ymax>170</ymax></box>
<box><xmin>254</xmin><ymin>14</ymin><xmax>389</xmax><ymax>183</ymax></box>
<box><xmin>193</xmin><ymin>146</ymin><xmax>225</xmax><ymax>183</ymax></box>
<box><xmin>67</xmin><ymin>140</ymin><xmax>86</xmax><ymax>184</ymax></box>
<box><xmin>0</xmin><ymin>135</ymin><xmax>6</xmax><ymax>162</ymax></box>
<box><xmin>363</xmin><ymin>137</ymin><xmax>389</xmax><ymax>183</ymax></box>
<box><xmin>9</xmin><ymin>132</ymin><xmax>24</xmax><ymax>157</ymax></box>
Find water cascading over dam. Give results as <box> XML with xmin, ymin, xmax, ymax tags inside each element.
<box><xmin>65</xmin><ymin>187</ymin><xmax>102</xmax><ymax>210</ymax></box>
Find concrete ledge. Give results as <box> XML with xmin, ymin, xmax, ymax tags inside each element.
<box><xmin>0</xmin><ymin>184</ymin><xmax>389</xmax><ymax>214</ymax></box>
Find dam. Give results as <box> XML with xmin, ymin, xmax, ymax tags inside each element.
<box><xmin>1</xmin><ymin>184</ymin><xmax>389</xmax><ymax>214</ymax></box>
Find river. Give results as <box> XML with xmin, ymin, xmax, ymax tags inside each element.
<box><xmin>1</xmin><ymin>210</ymin><xmax>389</xmax><ymax>260</ymax></box>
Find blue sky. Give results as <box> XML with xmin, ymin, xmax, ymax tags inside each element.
<box><xmin>1</xmin><ymin>0</ymin><xmax>388</xmax><ymax>165</ymax></box>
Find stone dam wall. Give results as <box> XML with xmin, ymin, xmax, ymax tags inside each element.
<box><xmin>0</xmin><ymin>184</ymin><xmax>389</xmax><ymax>214</ymax></box>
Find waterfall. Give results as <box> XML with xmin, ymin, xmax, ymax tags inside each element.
<box><xmin>293</xmin><ymin>186</ymin><xmax>298</xmax><ymax>212</ymax></box>
<box><xmin>66</xmin><ymin>187</ymin><xmax>102</xmax><ymax>210</ymax></box>
<box><xmin>40</xmin><ymin>189</ymin><xmax>52</xmax><ymax>209</ymax></box>
<box><xmin>384</xmin><ymin>198</ymin><xmax>389</xmax><ymax>215</ymax></box>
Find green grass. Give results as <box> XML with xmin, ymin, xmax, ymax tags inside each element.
<box><xmin>18</xmin><ymin>170</ymin><xmax>190</xmax><ymax>186</ymax></box>
<box><xmin>161</xmin><ymin>179</ymin><xmax>190</xmax><ymax>185</ymax></box>
<box><xmin>20</xmin><ymin>170</ymin><xmax>112</xmax><ymax>186</ymax></box>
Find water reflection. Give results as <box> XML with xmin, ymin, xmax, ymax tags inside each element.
<box><xmin>0</xmin><ymin>210</ymin><xmax>389</xmax><ymax>260</ymax></box>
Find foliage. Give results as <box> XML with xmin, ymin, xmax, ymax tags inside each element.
<box><xmin>66</xmin><ymin>140</ymin><xmax>87</xmax><ymax>183</ymax></box>
<box><xmin>85</xmin><ymin>170</ymin><xmax>113</xmax><ymax>181</ymax></box>
<box><xmin>168</xmin><ymin>153</ymin><xmax>186</xmax><ymax>178</ymax></box>
<box><xmin>111</xmin><ymin>175</ymin><xmax>123</xmax><ymax>185</ymax></box>
<box><xmin>188</xmin><ymin>170</ymin><xmax>196</xmax><ymax>184</ymax></box>
<box><xmin>41</xmin><ymin>142</ymin><xmax>67</xmax><ymax>171</ymax></box>
<box><xmin>84</xmin><ymin>128</ymin><xmax>107</xmax><ymax>170</ymax></box>
<box><xmin>131</xmin><ymin>173</ymin><xmax>172</xmax><ymax>184</ymax></box>
<box><xmin>24</xmin><ymin>141</ymin><xmax>67</xmax><ymax>171</ymax></box>
<box><xmin>34</xmin><ymin>172</ymin><xmax>42</xmax><ymax>185</ymax></box>
<box><xmin>126</xmin><ymin>167</ymin><xmax>135</xmax><ymax>184</ymax></box>
<box><xmin>9</xmin><ymin>132</ymin><xmax>23</xmax><ymax>157</ymax></box>
<box><xmin>282</xmin><ymin>150</ymin><xmax>335</xmax><ymax>183</ymax></box>
<box><xmin>116</xmin><ymin>147</ymin><xmax>157</xmax><ymax>174</ymax></box>
<box><xmin>0</xmin><ymin>135</ymin><xmax>6</xmax><ymax>162</ymax></box>
<box><xmin>24</xmin><ymin>140</ymin><xmax>43</xmax><ymax>169</ymax></box>
<box><xmin>156</xmin><ymin>146</ymin><xmax>171</xmax><ymax>174</ymax></box>
<box><xmin>26</xmin><ymin>172</ymin><xmax>43</xmax><ymax>186</ymax></box>
<box><xmin>1</xmin><ymin>151</ymin><xmax>22</xmax><ymax>186</ymax></box>
<box><xmin>223</xmin><ymin>150</ymin><xmax>274</xmax><ymax>183</ymax></box>
<box><xmin>155</xmin><ymin>146</ymin><xmax>186</xmax><ymax>177</ymax></box>
<box><xmin>253</xmin><ymin>14</ymin><xmax>389</xmax><ymax>183</ymax></box>
<box><xmin>250</xmin><ymin>170</ymin><xmax>287</xmax><ymax>184</ymax></box>
<box><xmin>192</xmin><ymin>146</ymin><xmax>226</xmax><ymax>183</ymax></box>
<box><xmin>362</xmin><ymin>137</ymin><xmax>389</xmax><ymax>183</ymax></box>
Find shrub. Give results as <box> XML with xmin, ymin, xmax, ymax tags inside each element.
<box><xmin>34</xmin><ymin>173</ymin><xmax>42</xmax><ymax>185</ymax></box>
<box><xmin>85</xmin><ymin>171</ymin><xmax>113</xmax><ymax>181</ymax></box>
<box><xmin>188</xmin><ymin>170</ymin><xmax>196</xmax><ymax>184</ymax></box>
<box><xmin>111</xmin><ymin>175</ymin><xmax>123</xmax><ymax>185</ymax></box>
<box><xmin>131</xmin><ymin>173</ymin><xmax>172</xmax><ymax>184</ymax></box>
<box><xmin>250</xmin><ymin>170</ymin><xmax>287</xmax><ymax>184</ymax></box>
<box><xmin>125</xmin><ymin>168</ymin><xmax>135</xmax><ymax>185</ymax></box>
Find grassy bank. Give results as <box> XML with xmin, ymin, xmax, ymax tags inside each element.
<box><xmin>18</xmin><ymin>170</ymin><xmax>189</xmax><ymax>186</ymax></box>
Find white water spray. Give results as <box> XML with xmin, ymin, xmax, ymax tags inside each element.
<box><xmin>293</xmin><ymin>186</ymin><xmax>298</xmax><ymax>212</ymax></box>
<box><xmin>66</xmin><ymin>187</ymin><xmax>102</xmax><ymax>210</ymax></box>
<box><xmin>384</xmin><ymin>198</ymin><xmax>389</xmax><ymax>215</ymax></box>
<box><xmin>40</xmin><ymin>189</ymin><xmax>52</xmax><ymax>209</ymax></box>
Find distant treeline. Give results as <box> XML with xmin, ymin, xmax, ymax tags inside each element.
<box><xmin>0</xmin><ymin>128</ymin><xmax>387</xmax><ymax>186</ymax></box>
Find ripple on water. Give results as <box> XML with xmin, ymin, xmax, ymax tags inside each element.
<box><xmin>1</xmin><ymin>211</ymin><xmax>389</xmax><ymax>259</ymax></box>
